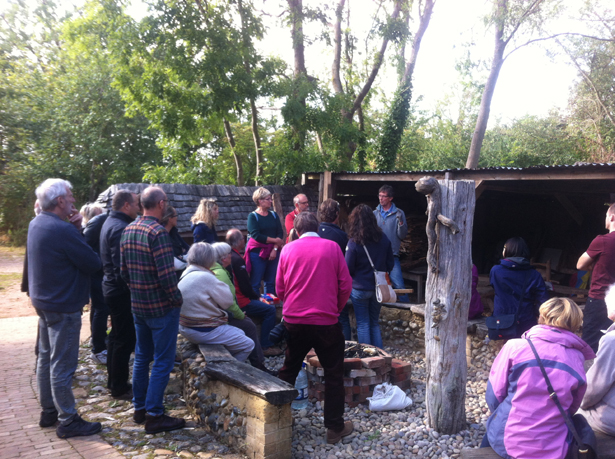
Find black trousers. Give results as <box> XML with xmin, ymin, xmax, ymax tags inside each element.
<box><xmin>105</xmin><ymin>292</ymin><xmax>136</xmax><ymax>396</ymax></box>
<box><xmin>90</xmin><ymin>273</ymin><xmax>109</xmax><ymax>354</ymax></box>
<box><xmin>228</xmin><ymin>316</ymin><xmax>265</xmax><ymax>368</ymax></box>
<box><xmin>582</xmin><ymin>297</ymin><xmax>613</xmax><ymax>353</ymax></box>
<box><xmin>278</xmin><ymin>322</ymin><xmax>345</xmax><ymax>432</ymax></box>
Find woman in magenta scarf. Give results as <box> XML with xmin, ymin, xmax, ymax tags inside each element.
<box><xmin>245</xmin><ymin>187</ymin><xmax>284</xmax><ymax>295</ymax></box>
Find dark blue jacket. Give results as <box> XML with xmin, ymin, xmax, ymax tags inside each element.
<box><xmin>318</xmin><ymin>222</ymin><xmax>348</xmax><ymax>255</ymax></box>
<box><xmin>100</xmin><ymin>210</ymin><xmax>134</xmax><ymax>297</ymax></box>
<box><xmin>84</xmin><ymin>212</ymin><xmax>108</xmax><ymax>281</ymax></box>
<box><xmin>490</xmin><ymin>257</ymin><xmax>549</xmax><ymax>324</ymax></box>
<box><xmin>27</xmin><ymin>212</ymin><xmax>101</xmax><ymax>312</ymax></box>
<box><xmin>345</xmin><ymin>234</ymin><xmax>394</xmax><ymax>291</ymax></box>
<box><xmin>192</xmin><ymin>222</ymin><xmax>217</xmax><ymax>244</ymax></box>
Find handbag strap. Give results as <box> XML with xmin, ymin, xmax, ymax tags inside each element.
<box><xmin>362</xmin><ymin>245</ymin><xmax>377</xmax><ymax>273</ymax></box>
<box><xmin>526</xmin><ymin>338</ymin><xmax>587</xmax><ymax>449</ymax></box>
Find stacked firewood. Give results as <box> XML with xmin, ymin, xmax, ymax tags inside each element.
<box><xmin>399</xmin><ymin>214</ymin><xmax>428</xmax><ymax>269</ymax></box>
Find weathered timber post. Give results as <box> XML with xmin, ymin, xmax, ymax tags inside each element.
<box><xmin>415</xmin><ymin>177</ymin><xmax>475</xmax><ymax>434</ymax></box>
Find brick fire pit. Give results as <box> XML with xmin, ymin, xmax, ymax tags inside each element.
<box><xmin>304</xmin><ymin>341</ymin><xmax>412</xmax><ymax>407</ymax></box>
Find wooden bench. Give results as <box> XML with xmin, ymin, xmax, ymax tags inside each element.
<box><xmin>182</xmin><ymin>344</ymin><xmax>297</xmax><ymax>459</ymax></box>
<box><xmin>461</xmin><ymin>431</ymin><xmax>615</xmax><ymax>458</ymax></box>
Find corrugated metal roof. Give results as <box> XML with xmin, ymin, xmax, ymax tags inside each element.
<box><xmin>307</xmin><ymin>163</ymin><xmax>615</xmax><ymax>175</ymax></box>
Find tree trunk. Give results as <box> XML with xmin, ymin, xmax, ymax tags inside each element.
<box><xmin>223</xmin><ymin>118</ymin><xmax>245</xmax><ymax>186</ymax></box>
<box><xmin>249</xmin><ymin>98</ymin><xmax>264</xmax><ymax>185</ymax></box>
<box><xmin>287</xmin><ymin>0</ymin><xmax>307</xmax><ymax>151</ymax></box>
<box><xmin>416</xmin><ymin>178</ymin><xmax>475</xmax><ymax>434</ymax></box>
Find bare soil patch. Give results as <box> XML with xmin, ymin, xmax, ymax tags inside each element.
<box><xmin>0</xmin><ymin>247</ymin><xmax>34</xmax><ymax>319</ymax></box>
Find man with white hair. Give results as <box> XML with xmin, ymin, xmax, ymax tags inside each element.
<box><xmin>285</xmin><ymin>193</ymin><xmax>309</xmax><ymax>242</ymax></box>
<box><xmin>28</xmin><ymin>178</ymin><xmax>103</xmax><ymax>438</ymax></box>
<box><xmin>579</xmin><ymin>283</ymin><xmax>615</xmax><ymax>435</ymax></box>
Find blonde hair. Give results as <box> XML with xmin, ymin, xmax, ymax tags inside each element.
<box><xmin>191</xmin><ymin>199</ymin><xmax>218</xmax><ymax>226</ymax></box>
<box><xmin>252</xmin><ymin>187</ymin><xmax>271</xmax><ymax>206</ymax></box>
<box><xmin>538</xmin><ymin>297</ymin><xmax>583</xmax><ymax>332</ymax></box>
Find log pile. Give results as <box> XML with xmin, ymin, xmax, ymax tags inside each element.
<box><xmin>399</xmin><ymin>214</ymin><xmax>428</xmax><ymax>269</ymax></box>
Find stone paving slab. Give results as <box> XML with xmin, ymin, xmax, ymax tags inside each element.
<box><xmin>0</xmin><ymin>315</ymin><xmax>124</xmax><ymax>458</ymax></box>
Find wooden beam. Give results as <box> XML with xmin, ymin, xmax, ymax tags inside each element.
<box><xmin>318</xmin><ymin>173</ymin><xmax>325</xmax><ymax>206</ymax></box>
<box><xmin>554</xmin><ymin>193</ymin><xmax>584</xmax><ymax>226</ymax></box>
<box><xmin>204</xmin><ymin>360</ymin><xmax>298</xmax><ymax>405</ymax></box>
<box><xmin>322</xmin><ymin>170</ymin><xmax>333</xmax><ymax>203</ymax></box>
<box><xmin>475</xmin><ymin>180</ymin><xmax>486</xmax><ymax>200</ymax></box>
<box><xmin>272</xmin><ymin>192</ymin><xmax>287</xmax><ymax>241</ymax></box>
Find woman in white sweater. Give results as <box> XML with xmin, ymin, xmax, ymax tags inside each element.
<box><xmin>178</xmin><ymin>243</ymin><xmax>254</xmax><ymax>362</ymax></box>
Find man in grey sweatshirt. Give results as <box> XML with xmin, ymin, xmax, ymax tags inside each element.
<box><xmin>374</xmin><ymin>185</ymin><xmax>409</xmax><ymax>302</ymax></box>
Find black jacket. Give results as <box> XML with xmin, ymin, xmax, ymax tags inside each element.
<box><xmin>100</xmin><ymin>211</ymin><xmax>134</xmax><ymax>297</ymax></box>
<box><xmin>229</xmin><ymin>249</ymin><xmax>259</xmax><ymax>301</ymax></box>
<box><xmin>318</xmin><ymin>222</ymin><xmax>349</xmax><ymax>255</ymax></box>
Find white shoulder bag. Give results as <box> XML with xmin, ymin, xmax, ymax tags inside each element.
<box><xmin>363</xmin><ymin>245</ymin><xmax>397</xmax><ymax>304</ymax></box>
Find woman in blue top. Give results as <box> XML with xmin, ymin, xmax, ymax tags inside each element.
<box><xmin>342</xmin><ymin>204</ymin><xmax>394</xmax><ymax>348</ymax></box>
<box><xmin>246</xmin><ymin>187</ymin><xmax>284</xmax><ymax>295</ymax></box>
<box><xmin>191</xmin><ymin>199</ymin><xmax>219</xmax><ymax>244</ymax></box>
<box><xmin>490</xmin><ymin>237</ymin><xmax>549</xmax><ymax>338</ymax></box>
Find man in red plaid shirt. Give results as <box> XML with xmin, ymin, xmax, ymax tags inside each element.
<box><xmin>120</xmin><ymin>186</ymin><xmax>184</xmax><ymax>434</ymax></box>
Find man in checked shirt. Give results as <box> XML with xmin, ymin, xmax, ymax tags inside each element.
<box><xmin>120</xmin><ymin>186</ymin><xmax>185</xmax><ymax>434</ymax></box>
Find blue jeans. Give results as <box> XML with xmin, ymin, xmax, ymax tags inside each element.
<box><xmin>249</xmin><ymin>251</ymin><xmax>278</xmax><ymax>295</ymax></box>
<box><xmin>390</xmin><ymin>256</ymin><xmax>409</xmax><ymax>302</ymax></box>
<box><xmin>349</xmin><ymin>289</ymin><xmax>383</xmax><ymax>348</ymax></box>
<box><xmin>133</xmin><ymin>308</ymin><xmax>180</xmax><ymax>416</ymax></box>
<box><xmin>244</xmin><ymin>299</ymin><xmax>277</xmax><ymax>348</ymax></box>
<box><xmin>36</xmin><ymin>309</ymin><xmax>82</xmax><ymax>424</ymax></box>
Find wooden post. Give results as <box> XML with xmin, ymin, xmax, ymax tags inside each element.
<box><xmin>416</xmin><ymin>178</ymin><xmax>475</xmax><ymax>434</ymax></box>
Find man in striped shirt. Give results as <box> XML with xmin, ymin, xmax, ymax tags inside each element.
<box><xmin>120</xmin><ymin>186</ymin><xmax>185</xmax><ymax>434</ymax></box>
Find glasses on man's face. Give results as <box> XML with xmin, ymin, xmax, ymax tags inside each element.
<box><xmin>299</xmin><ymin>201</ymin><xmax>309</xmax><ymax>205</ymax></box>
<box><xmin>379</xmin><ymin>194</ymin><xmax>391</xmax><ymax>199</ymax></box>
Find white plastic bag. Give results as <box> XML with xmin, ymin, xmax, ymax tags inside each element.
<box><xmin>367</xmin><ymin>382</ymin><xmax>413</xmax><ymax>411</ymax></box>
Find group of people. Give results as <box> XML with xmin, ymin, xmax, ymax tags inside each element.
<box><xmin>482</xmin><ymin>204</ymin><xmax>615</xmax><ymax>458</ymax></box>
<box><xmin>26</xmin><ymin>180</ymin><xmax>409</xmax><ymax>444</ymax></box>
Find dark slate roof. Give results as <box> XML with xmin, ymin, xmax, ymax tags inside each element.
<box><xmin>95</xmin><ymin>183</ymin><xmax>318</xmax><ymax>235</ymax></box>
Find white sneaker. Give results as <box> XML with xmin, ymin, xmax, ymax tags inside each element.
<box><xmin>92</xmin><ymin>350</ymin><xmax>107</xmax><ymax>365</ymax></box>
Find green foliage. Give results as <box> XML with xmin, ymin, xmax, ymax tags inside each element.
<box><xmin>0</xmin><ymin>0</ymin><xmax>161</xmax><ymax>244</ymax></box>
<box><xmin>374</xmin><ymin>82</ymin><xmax>412</xmax><ymax>170</ymax></box>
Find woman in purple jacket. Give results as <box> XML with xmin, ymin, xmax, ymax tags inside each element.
<box><xmin>483</xmin><ymin>297</ymin><xmax>595</xmax><ymax>459</ymax></box>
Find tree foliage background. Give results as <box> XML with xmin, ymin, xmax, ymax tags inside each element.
<box><xmin>1</xmin><ymin>0</ymin><xmax>614</xmax><ymax>244</ymax></box>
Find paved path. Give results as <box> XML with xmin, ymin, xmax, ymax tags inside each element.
<box><xmin>0</xmin><ymin>315</ymin><xmax>123</xmax><ymax>459</ymax></box>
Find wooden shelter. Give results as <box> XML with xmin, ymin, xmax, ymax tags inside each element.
<box><xmin>303</xmin><ymin>163</ymin><xmax>615</xmax><ymax>292</ymax></box>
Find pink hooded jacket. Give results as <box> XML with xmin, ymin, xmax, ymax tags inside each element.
<box><xmin>485</xmin><ymin>325</ymin><xmax>595</xmax><ymax>459</ymax></box>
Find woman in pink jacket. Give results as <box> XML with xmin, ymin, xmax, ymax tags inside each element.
<box><xmin>483</xmin><ymin>297</ymin><xmax>595</xmax><ymax>459</ymax></box>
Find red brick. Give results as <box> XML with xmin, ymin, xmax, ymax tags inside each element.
<box><xmin>344</xmin><ymin>394</ymin><xmax>353</xmax><ymax>403</ymax></box>
<box><xmin>306</xmin><ymin>348</ymin><xmax>317</xmax><ymax>359</ymax></box>
<box><xmin>394</xmin><ymin>379</ymin><xmax>412</xmax><ymax>390</ymax></box>
<box><xmin>353</xmin><ymin>393</ymin><xmax>371</xmax><ymax>403</ymax></box>
<box><xmin>379</xmin><ymin>349</ymin><xmax>394</xmax><ymax>365</ymax></box>
<box><xmin>343</xmin><ymin>377</ymin><xmax>354</xmax><ymax>387</ymax></box>
<box><xmin>343</xmin><ymin>358</ymin><xmax>363</xmax><ymax>370</ymax></box>
<box><xmin>362</xmin><ymin>357</ymin><xmax>385</xmax><ymax>369</ymax></box>
<box><xmin>357</xmin><ymin>375</ymin><xmax>383</xmax><ymax>386</ymax></box>
<box><xmin>390</xmin><ymin>372</ymin><xmax>410</xmax><ymax>383</ymax></box>
<box><xmin>391</xmin><ymin>359</ymin><xmax>412</xmax><ymax>375</ymax></box>
<box><xmin>308</xmin><ymin>357</ymin><xmax>321</xmax><ymax>368</ymax></box>
<box><xmin>374</xmin><ymin>365</ymin><xmax>391</xmax><ymax>376</ymax></box>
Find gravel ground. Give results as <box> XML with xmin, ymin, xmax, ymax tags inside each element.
<box><xmin>73</xmin><ymin>334</ymin><xmax>498</xmax><ymax>459</ymax></box>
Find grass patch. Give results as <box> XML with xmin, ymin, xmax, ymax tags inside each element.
<box><xmin>0</xmin><ymin>272</ymin><xmax>22</xmax><ymax>290</ymax></box>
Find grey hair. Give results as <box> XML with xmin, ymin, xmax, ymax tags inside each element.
<box><xmin>141</xmin><ymin>186</ymin><xmax>166</xmax><ymax>210</ymax></box>
<box><xmin>212</xmin><ymin>242</ymin><xmax>232</xmax><ymax>263</ymax></box>
<box><xmin>186</xmin><ymin>242</ymin><xmax>215</xmax><ymax>269</ymax></box>
<box><xmin>225</xmin><ymin>228</ymin><xmax>244</xmax><ymax>248</ymax></box>
<box><xmin>36</xmin><ymin>179</ymin><xmax>72</xmax><ymax>211</ymax></box>
<box><xmin>293</xmin><ymin>194</ymin><xmax>307</xmax><ymax>206</ymax></box>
